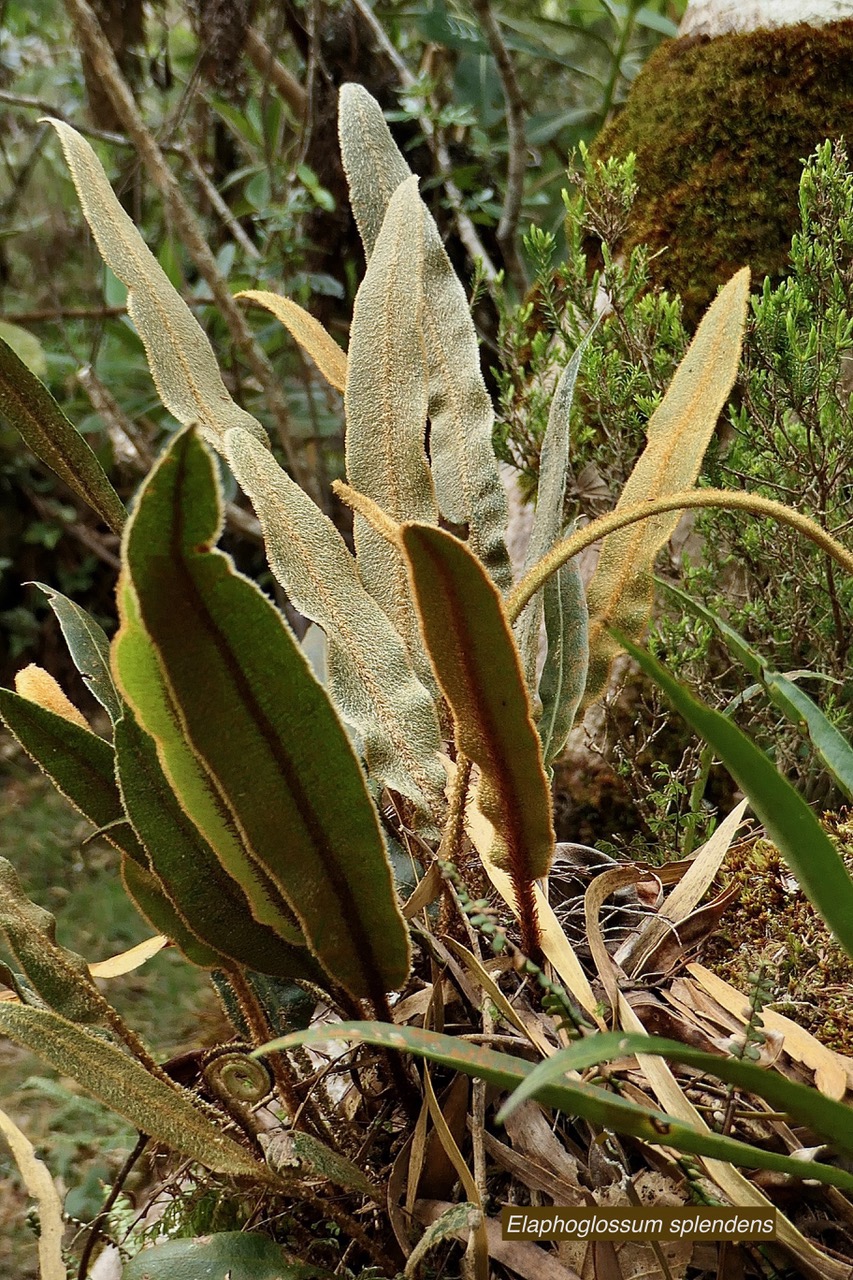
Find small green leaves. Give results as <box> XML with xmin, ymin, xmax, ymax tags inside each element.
<box><xmin>0</xmin><ymin>1005</ymin><xmax>265</xmax><ymax>1178</ymax></box>
<box><xmin>400</xmin><ymin>523</ymin><xmax>554</xmax><ymax>951</ymax></box>
<box><xmin>584</xmin><ymin>267</ymin><xmax>750</xmax><ymax>706</ymax></box>
<box><xmin>118</xmin><ymin>427</ymin><xmax>411</xmax><ymax>1002</ymax></box>
<box><xmin>621</xmin><ymin>633</ymin><xmax>853</xmax><ymax>962</ymax></box>
<box><xmin>0</xmin><ymin>333</ymin><xmax>125</xmax><ymax>534</ymax></box>
<box><xmin>48</xmin><ymin>119</ymin><xmax>267</xmax><ymax>450</ymax></box>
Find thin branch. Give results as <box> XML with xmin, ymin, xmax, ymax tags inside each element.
<box><xmin>61</xmin><ymin>0</ymin><xmax>321</xmax><ymax>502</ymax></box>
<box><xmin>244</xmin><ymin>25</ymin><xmax>307</xmax><ymax>120</ymax></box>
<box><xmin>470</xmin><ymin>0</ymin><xmax>528</xmax><ymax>295</ymax></box>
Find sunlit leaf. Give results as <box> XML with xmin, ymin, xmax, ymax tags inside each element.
<box><xmin>498</xmin><ymin>1031</ymin><xmax>853</xmax><ymax>1156</ymax></box>
<box><xmin>583</xmin><ymin>268</ymin><xmax>750</xmax><ymax>706</ymax></box>
<box><xmin>48</xmin><ymin>120</ymin><xmax>267</xmax><ymax>450</ymax></box>
<box><xmin>115</xmin><ymin>712</ymin><xmax>321</xmax><ymax>981</ymax></box>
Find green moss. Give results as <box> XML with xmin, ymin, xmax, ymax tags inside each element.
<box><xmin>592</xmin><ymin>21</ymin><xmax>853</xmax><ymax>323</ymax></box>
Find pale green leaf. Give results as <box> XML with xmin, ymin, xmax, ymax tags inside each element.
<box><xmin>345</xmin><ymin>174</ymin><xmax>438</xmax><ymax>673</ymax></box>
<box><xmin>0</xmin><ymin>1004</ymin><xmax>265</xmax><ymax>1178</ymax></box>
<box><xmin>338</xmin><ymin>84</ymin><xmax>511</xmax><ymax>590</ymax></box>
<box><xmin>583</xmin><ymin>267</ymin><xmax>750</xmax><ymax>706</ymax></box>
<box><xmin>226</xmin><ymin>427</ymin><xmax>446</xmax><ymax>818</ymax></box>
<box><xmin>48</xmin><ymin>120</ymin><xmax>267</xmax><ymax>449</ymax></box>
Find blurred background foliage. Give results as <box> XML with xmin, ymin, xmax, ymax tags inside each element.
<box><xmin>0</xmin><ymin>0</ymin><xmax>685</xmax><ymax>691</ymax></box>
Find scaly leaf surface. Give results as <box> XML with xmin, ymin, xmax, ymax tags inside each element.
<box><xmin>237</xmin><ymin>291</ymin><xmax>348</xmax><ymax>392</ymax></box>
<box><xmin>0</xmin><ymin>1005</ymin><xmax>265</xmax><ymax>1178</ymax></box>
<box><xmin>584</xmin><ymin>268</ymin><xmax>750</xmax><ymax>705</ymax></box>
<box><xmin>338</xmin><ymin>84</ymin><xmax>511</xmax><ymax>589</ymax></box>
<box><xmin>345</xmin><ymin>175</ymin><xmax>438</xmax><ymax>671</ymax></box>
<box><xmin>49</xmin><ymin>120</ymin><xmax>267</xmax><ymax>450</ymax></box>
<box><xmin>227</xmin><ymin>427</ymin><xmax>445</xmax><ymax>817</ymax></box>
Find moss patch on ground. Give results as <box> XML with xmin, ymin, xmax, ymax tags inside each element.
<box><xmin>592</xmin><ymin>20</ymin><xmax>853</xmax><ymax>323</ymax></box>
<box><xmin>704</xmin><ymin>823</ymin><xmax>853</xmax><ymax>1057</ymax></box>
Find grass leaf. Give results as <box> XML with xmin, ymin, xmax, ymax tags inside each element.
<box><xmin>620</xmin><ymin>632</ymin><xmax>853</xmax><ymax>961</ymax></box>
<box><xmin>255</xmin><ymin>1022</ymin><xmax>853</xmax><ymax>1192</ymax></box>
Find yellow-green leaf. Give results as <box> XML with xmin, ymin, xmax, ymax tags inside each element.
<box><xmin>227</xmin><ymin>427</ymin><xmax>446</xmax><ymax>818</ymax></box>
<box><xmin>113</xmin><ymin>576</ymin><xmax>302</xmax><ymax>945</ymax></box>
<box><xmin>237</xmin><ymin>290</ymin><xmax>348</xmax><ymax>392</ymax></box>
<box><xmin>115</xmin><ymin>711</ymin><xmax>321</xmax><ymax>981</ymax></box>
<box><xmin>122</xmin><ymin>427</ymin><xmax>411</xmax><ymax>1002</ymax></box>
<box><xmin>583</xmin><ymin>267</ymin><xmax>750</xmax><ymax>706</ymax></box>
<box><xmin>338</xmin><ymin>84</ymin><xmax>511</xmax><ymax>590</ymax></box>
<box><xmin>400</xmin><ymin>523</ymin><xmax>554</xmax><ymax>952</ymax></box>
<box><xmin>345</xmin><ymin>175</ymin><xmax>438</xmax><ymax>670</ymax></box>
<box><xmin>0</xmin><ymin>1004</ymin><xmax>265</xmax><ymax>1178</ymax></box>
<box><xmin>48</xmin><ymin>119</ymin><xmax>267</xmax><ymax>450</ymax></box>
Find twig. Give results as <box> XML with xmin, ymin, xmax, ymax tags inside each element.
<box><xmin>61</xmin><ymin>0</ymin><xmax>321</xmax><ymax>503</ymax></box>
<box><xmin>470</xmin><ymin>0</ymin><xmax>528</xmax><ymax>295</ymax></box>
<box><xmin>244</xmin><ymin>26</ymin><xmax>307</xmax><ymax>120</ymax></box>
<box><xmin>76</xmin><ymin>1132</ymin><xmax>149</xmax><ymax>1280</ymax></box>
<box><xmin>3</xmin><ymin>305</ymin><xmax>129</xmax><ymax>323</ymax></box>
<box><xmin>178</xmin><ymin>145</ymin><xmax>261</xmax><ymax>261</ymax></box>
<box><xmin>350</xmin><ymin>0</ymin><xmax>498</xmax><ymax>282</ymax></box>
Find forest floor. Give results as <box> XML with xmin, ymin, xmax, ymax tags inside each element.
<box><xmin>0</xmin><ymin>760</ymin><xmax>217</xmax><ymax>1278</ymax></box>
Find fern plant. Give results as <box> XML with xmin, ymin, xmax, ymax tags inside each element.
<box><xmin>1</xmin><ymin>85</ymin><xmax>853</xmax><ymax>1279</ymax></box>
